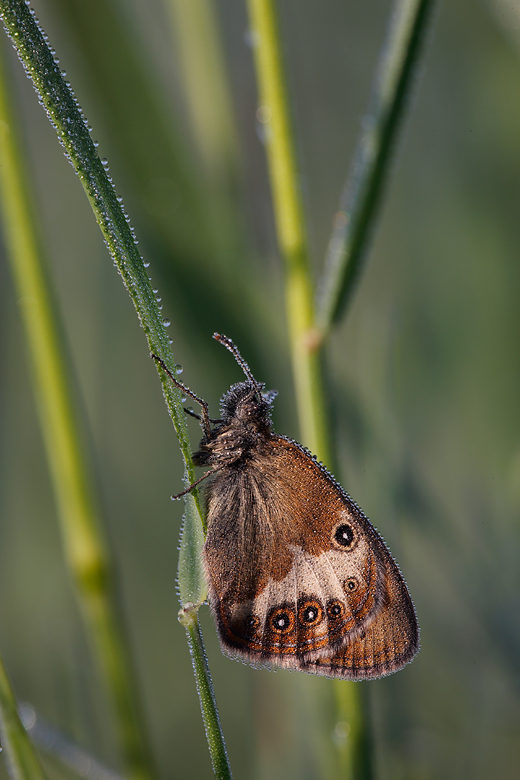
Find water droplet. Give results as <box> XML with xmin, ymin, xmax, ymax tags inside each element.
<box><xmin>143</xmin><ymin>260</ymin><xmax>150</xmax><ymax>268</ymax></box>
<box><xmin>18</xmin><ymin>703</ymin><xmax>36</xmax><ymax>729</ymax></box>
<box><xmin>244</xmin><ymin>29</ymin><xmax>259</xmax><ymax>47</ymax></box>
<box><xmin>174</xmin><ymin>364</ymin><xmax>183</xmax><ymax>375</ymax></box>
<box><xmin>256</xmin><ymin>105</ymin><xmax>272</xmax><ymax>123</ymax></box>
<box><xmin>162</xmin><ymin>318</ymin><xmax>171</xmax><ymax>327</ymax></box>
<box><xmin>332</xmin><ymin>721</ymin><xmax>350</xmax><ymax>746</ymax></box>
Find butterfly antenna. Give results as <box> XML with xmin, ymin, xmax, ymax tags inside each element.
<box><xmin>213</xmin><ymin>333</ymin><xmax>263</xmax><ymax>393</ymax></box>
<box><xmin>151</xmin><ymin>354</ymin><xmax>212</xmax><ymax>438</ymax></box>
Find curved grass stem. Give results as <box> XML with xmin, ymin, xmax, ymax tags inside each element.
<box><xmin>0</xmin><ymin>28</ymin><xmax>157</xmax><ymax>780</ymax></box>
<box><xmin>0</xmin><ymin>1</ymin><xmax>228</xmax><ymax>775</ymax></box>
<box><xmin>0</xmin><ymin>0</ymin><xmax>219</xmax><ymax>775</ymax></box>
<box><xmin>316</xmin><ymin>0</ymin><xmax>436</xmax><ymax>335</ymax></box>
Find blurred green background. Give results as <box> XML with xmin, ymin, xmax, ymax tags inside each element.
<box><xmin>1</xmin><ymin>0</ymin><xmax>520</xmax><ymax>778</ymax></box>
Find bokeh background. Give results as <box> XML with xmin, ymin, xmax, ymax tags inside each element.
<box><xmin>1</xmin><ymin>0</ymin><xmax>520</xmax><ymax>778</ymax></box>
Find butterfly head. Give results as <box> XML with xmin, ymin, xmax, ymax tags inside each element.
<box><xmin>219</xmin><ymin>381</ymin><xmax>276</xmax><ymax>430</ymax></box>
<box><xmin>212</xmin><ymin>333</ymin><xmax>278</xmax><ymax>433</ymax></box>
<box><xmin>193</xmin><ymin>334</ymin><xmax>278</xmax><ymax>466</ymax></box>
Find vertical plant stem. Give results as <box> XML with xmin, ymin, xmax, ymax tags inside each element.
<box><xmin>0</xmin><ymin>35</ymin><xmax>155</xmax><ymax>780</ymax></box>
<box><xmin>246</xmin><ymin>0</ymin><xmax>329</xmax><ymax>464</ymax></box>
<box><xmin>246</xmin><ymin>2</ymin><xmax>372</xmax><ymax>778</ymax></box>
<box><xmin>179</xmin><ymin>605</ymin><xmax>233</xmax><ymax>780</ymax></box>
<box><xmin>166</xmin><ymin>0</ymin><xmax>245</xmax><ymax>277</ymax></box>
<box><xmin>334</xmin><ymin>681</ymin><xmax>372</xmax><ymax>780</ymax></box>
<box><xmin>0</xmin><ymin>654</ymin><xmax>49</xmax><ymax>780</ymax></box>
<box><xmin>166</xmin><ymin>0</ymin><xmax>238</xmax><ymax>182</ymax></box>
<box><xmin>316</xmin><ymin>0</ymin><xmax>436</xmax><ymax>335</ymax></box>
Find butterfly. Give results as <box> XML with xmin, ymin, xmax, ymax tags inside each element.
<box><xmin>153</xmin><ymin>334</ymin><xmax>418</xmax><ymax>679</ymax></box>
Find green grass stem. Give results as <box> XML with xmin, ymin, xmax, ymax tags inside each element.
<box><xmin>0</xmin><ymin>653</ymin><xmax>48</xmax><ymax>780</ymax></box>
<box><xmin>165</xmin><ymin>0</ymin><xmax>245</xmax><ymax>273</ymax></box>
<box><xmin>245</xmin><ymin>1</ymin><xmax>371</xmax><ymax>777</ymax></box>
<box><xmin>246</xmin><ymin>0</ymin><xmax>329</xmax><ymax>465</ymax></box>
<box><xmin>316</xmin><ymin>0</ymin><xmax>436</xmax><ymax>335</ymax></box>
<box><xmin>43</xmin><ymin>0</ymin><xmax>209</xmax><ymax>265</ymax></box>
<box><xmin>167</xmin><ymin>0</ymin><xmax>239</xmax><ymax>185</ymax></box>
<box><xmin>333</xmin><ymin>680</ymin><xmax>373</xmax><ymax>780</ymax></box>
<box><xmin>179</xmin><ymin>606</ymin><xmax>233</xmax><ymax>780</ymax></box>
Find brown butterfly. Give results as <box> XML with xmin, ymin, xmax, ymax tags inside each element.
<box><xmin>153</xmin><ymin>334</ymin><xmax>419</xmax><ymax>679</ymax></box>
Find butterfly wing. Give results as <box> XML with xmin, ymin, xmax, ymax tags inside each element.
<box><xmin>203</xmin><ymin>436</ymin><xmax>418</xmax><ymax>679</ymax></box>
<box><xmin>304</xmin><ymin>550</ymin><xmax>419</xmax><ymax>679</ymax></box>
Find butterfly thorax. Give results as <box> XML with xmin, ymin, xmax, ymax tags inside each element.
<box><xmin>193</xmin><ymin>380</ymin><xmax>274</xmax><ymax>468</ymax></box>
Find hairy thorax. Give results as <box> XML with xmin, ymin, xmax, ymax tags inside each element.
<box><xmin>193</xmin><ymin>418</ymin><xmax>272</xmax><ymax>469</ymax></box>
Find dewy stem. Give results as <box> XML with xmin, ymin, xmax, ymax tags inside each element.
<box><xmin>0</xmin><ymin>24</ymin><xmax>156</xmax><ymax>780</ymax></box>
<box><xmin>180</xmin><ymin>605</ymin><xmax>233</xmax><ymax>780</ymax></box>
<box><xmin>0</xmin><ymin>2</ymin><xmax>224</xmax><ymax>778</ymax></box>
